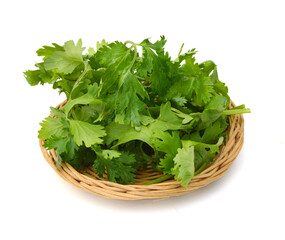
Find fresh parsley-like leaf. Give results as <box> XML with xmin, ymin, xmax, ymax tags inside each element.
<box><xmin>69</xmin><ymin>120</ymin><xmax>106</xmax><ymax>147</ymax></box>
<box><xmin>105</xmin><ymin>122</ymin><xmax>153</xmax><ymax>148</ymax></box>
<box><xmin>139</xmin><ymin>36</ymin><xmax>171</xmax><ymax>96</ymax></box>
<box><xmin>93</xmin><ymin>147</ymin><xmax>136</xmax><ymax>184</ymax></box>
<box><xmin>38</xmin><ymin>116</ymin><xmax>69</xmax><ymax>140</ymax></box>
<box><xmin>115</xmin><ymin>71</ymin><xmax>148</xmax><ymax>126</ymax></box>
<box><xmin>152</xmin><ymin>129</ymin><xmax>181</xmax><ymax>173</ymax></box>
<box><xmin>172</xmin><ymin>143</ymin><xmax>195</xmax><ymax>188</ymax></box>
<box><xmin>36</xmin><ymin>43</ymin><xmax>64</xmax><ymax>60</ymax></box>
<box><xmin>44</xmin><ymin>39</ymin><xmax>85</xmax><ymax>74</ymax></box>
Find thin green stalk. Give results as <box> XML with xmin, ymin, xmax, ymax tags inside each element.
<box><xmin>194</xmin><ymin>162</ymin><xmax>208</xmax><ymax>176</ymax></box>
<box><xmin>143</xmin><ymin>174</ymin><xmax>173</xmax><ymax>185</ymax></box>
<box><xmin>71</xmin><ymin>109</ymin><xmax>78</xmax><ymax>120</ymax></box>
<box><xmin>69</xmin><ymin>62</ymin><xmax>90</xmax><ymax>98</ymax></box>
<box><xmin>223</xmin><ymin>108</ymin><xmax>251</xmax><ymax>115</ymax></box>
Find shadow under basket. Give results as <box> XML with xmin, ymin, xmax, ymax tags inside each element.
<box><xmin>39</xmin><ymin>101</ymin><xmax>244</xmax><ymax>200</ymax></box>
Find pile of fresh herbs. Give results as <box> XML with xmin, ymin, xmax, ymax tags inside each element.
<box><xmin>24</xmin><ymin>36</ymin><xmax>250</xmax><ymax>188</ymax></box>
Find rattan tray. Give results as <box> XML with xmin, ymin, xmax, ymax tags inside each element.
<box><xmin>39</xmin><ymin>101</ymin><xmax>244</xmax><ymax>200</ymax></box>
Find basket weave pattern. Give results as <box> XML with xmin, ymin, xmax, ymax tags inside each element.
<box><xmin>39</xmin><ymin>101</ymin><xmax>244</xmax><ymax>200</ymax></box>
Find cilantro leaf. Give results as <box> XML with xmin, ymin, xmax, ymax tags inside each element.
<box><xmin>38</xmin><ymin>116</ymin><xmax>69</xmax><ymax>140</ymax></box>
<box><xmin>168</xmin><ymin>52</ymin><xmax>216</xmax><ymax>107</ymax></box>
<box><xmin>36</xmin><ymin>43</ymin><xmax>64</xmax><ymax>60</ymax></box>
<box><xmin>24</xmin><ymin>63</ymin><xmax>58</xmax><ymax>86</ymax></box>
<box><xmin>152</xmin><ymin>129</ymin><xmax>181</xmax><ymax>173</ymax></box>
<box><xmin>93</xmin><ymin>148</ymin><xmax>136</xmax><ymax>184</ymax></box>
<box><xmin>198</xmin><ymin>94</ymin><xmax>228</xmax><ymax>130</ymax></box>
<box><xmin>171</xmin><ymin>143</ymin><xmax>195</xmax><ymax>188</ymax></box>
<box><xmin>44</xmin><ymin>135</ymin><xmax>78</xmax><ymax>162</ymax></box>
<box><xmin>115</xmin><ymin>71</ymin><xmax>148</xmax><ymax>126</ymax></box>
<box><xmin>44</xmin><ymin>39</ymin><xmax>85</xmax><ymax>74</ymax></box>
<box><xmin>105</xmin><ymin>122</ymin><xmax>153</xmax><ymax>148</ymax></box>
<box><xmin>148</xmin><ymin>102</ymin><xmax>194</xmax><ymax>131</ymax></box>
<box><xmin>92</xmin><ymin>41</ymin><xmax>134</xmax><ymax>93</ymax></box>
<box><xmin>180</xmin><ymin>138</ymin><xmax>224</xmax><ymax>174</ymax></box>
<box><xmin>69</xmin><ymin>120</ymin><xmax>106</xmax><ymax>147</ymax></box>
<box><xmin>190</xmin><ymin>116</ymin><xmax>228</xmax><ymax>144</ymax></box>
<box><xmin>50</xmin><ymin>107</ymin><xmax>65</xmax><ymax>118</ymax></box>
<box><xmin>139</xmin><ymin>36</ymin><xmax>171</xmax><ymax>96</ymax></box>
<box><xmin>62</xmin><ymin>83</ymin><xmax>100</xmax><ymax>115</ymax></box>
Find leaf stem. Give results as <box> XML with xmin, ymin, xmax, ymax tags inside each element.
<box><xmin>178</xmin><ymin>43</ymin><xmax>184</xmax><ymax>57</ymax></box>
<box><xmin>194</xmin><ymin>162</ymin><xmax>208</xmax><ymax>176</ymax></box>
<box><xmin>124</xmin><ymin>40</ymin><xmax>136</xmax><ymax>46</ymax></box>
<box><xmin>69</xmin><ymin>61</ymin><xmax>90</xmax><ymax>99</ymax></box>
<box><xmin>222</xmin><ymin>108</ymin><xmax>251</xmax><ymax>115</ymax></box>
<box><xmin>71</xmin><ymin>109</ymin><xmax>78</xmax><ymax>120</ymax></box>
<box><xmin>143</xmin><ymin>174</ymin><xmax>173</xmax><ymax>185</ymax></box>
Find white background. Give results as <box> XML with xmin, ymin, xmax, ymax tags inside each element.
<box><xmin>0</xmin><ymin>0</ymin><xmax>284</xmax><ymax>239</ymax></box>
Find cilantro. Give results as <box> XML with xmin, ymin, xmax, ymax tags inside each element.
<box><xmin>25</xmin><ymin>37</ymin><xmax>250</xmax><ymax>187</ymax></box>
<box><xmin>44</xmin><ymin>39</ymin><xmax>85</xmax><ymax>74</ymax></box>
<box><xmin>172</xmin><ymin>143</ymin><xmax>195</xmax><ymax>188</ymax></box>
<box><xmin>92</xmin><ymin>146</ymin><xmax>136</xmax><ymax>184</ymax></box>
<box><xmin>69</xmin><ymin>120</ymin><xmax>106</xmax><ymax>147</ymax></box>
<box><xmin>38</xmin><ymin>116</ymin><xmax>69</xmax><ymax>140</ymax></box>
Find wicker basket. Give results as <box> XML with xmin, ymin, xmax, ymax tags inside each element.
<box><xmin>39</xmin><ymin>101</ymin><xmax>244</xmax><ymax>200</ymax></box>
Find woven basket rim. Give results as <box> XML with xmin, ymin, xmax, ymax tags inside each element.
<box><xmin>39</xmin><ymin>100</ymin><xmax>244</xmax><ymax>200</ymax></box>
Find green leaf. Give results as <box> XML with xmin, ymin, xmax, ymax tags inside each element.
<box><xmin>152</xmin><ymin>129</ymin><xmax>181</xmax><ymax>156</ymax></box>
<box><xmin>24</xmin><ymin>69</ymin><xmax>42</xmax><ymax>86</ymax></box>
<box><xmin>87</xmin><ymin>47</ymin><xmax>96</xmax><ymax>55</ymax></box>
<box><xmin>171</xmin><ymin>107</ymin><xmax>193</xmax><ymax>124</ymax></box>
<box><xmin>24</xmin><ymin>63</ymin><xmax>58</xmax><ymax>86</ymax></box>
<box><xmin>148</xmin><ymin>102</ymin><xmax>193</xmax><ymax>131</ymax></box>
<box><xmin>198</xmin><ymin>117</ymin><xmax>228</xmax><ymax>144</ymax></box>
<box><xmin>94</xmin><ymin>42</ymin><xmax>140</xmax><ymax>109</ymax></box>
<box><xmin>73</xmin><ymin>104</ymin><xmax>99</xmax><ymax>123</ymax></box>
<box><xmin>44</xmin><ymin>39</ymin><xmax>85</xmax><ymax>74</ymax></box>
<box><xmin>115</xmin><ymin>71</ymin><xmax>148</xmax><ymax>126</ymax></box>
<box><xmin>182</xmin><ymin>137</ymin><xmax>224</xmax><ymax>155</ymax></box>
<box><xmin>95</xmin><ymin>41</ymin><xmax>130</xmax><ymax>68</ymax></box>
<box><xmin>93</xmin><ymin>149</ymin><xmax>136</xmax><ymax>184</ymax></box>
<box><xmin>50</xmin><ymin>107</ymin><xmax>65</xmax><ymax>118</ymax></box>
<box><xmin>199</xmin><ymin>60</ymin><xmax>216</xmax><ymax>76</ymax></box>
<box><xmin>37</xmin><ymin>43</ymin><xmax>64</xmax><ymax>60</ymax></box>
<box><xmin>199</xmin><ymin>94</ymin><xmax>228</xmax><ymax>129</ymax></box>
<box><xmin>169</xmin><ymin>52</ymin><xmax>216</xmax><ymax>106</ymax></box>
<box><xmin>105</xmin><ymin>122</ymin><xmax>153</xmax><ymax>148</ymax></box>
<box><xmin>172</xmin><ymin>95</ymin><xmax>187</xmax><ymax>107</ymax></box>
<box><xmin>152</xmin><ymin>129</ymin><xmax>181</xmax><ymax>173</ymax></box>
<box><xmin>44</xmin><ymin>135</ymin><xmax>78</xmax><ymax>160</ymax></box>
<box><xmin>211</xmin><ymin>67</ymin><xmax>230</xmax><ymax>107</ymax></box>
<box><xmin>101</xmin><ymin>149</ymin><xmax>121</xmax><ymax>159</ymax></box>
<box><xmin>139</xmin><ymin>37</ymin><xmax>171</xmax><ymax>96</ymax></box>
<box><xmin>190</xmin><ymin>76</ymin><xmax>215</xmax><ymax>106</ymax></box>
<box><xmin>38</xmin><ymin>116</ymin><xmax>69</xmax><ymax>140</ymax></box>
<box><xmin>96</xmin><ymin>39</ymin><xmax>108</xmax><ymax>51</ymax></box>
<box><xmin>171</xmin><ymin>143</ymin><xmax>195</xmax><ymax>188</ymax></box>
<box><xmin>62</xmin><ymin>83</ymin><xmax>101</xmax><ymax>115</ymax></box>
<box><xmin>180</xmin><ymin>137</ymin><xmax>224</xmax><ymax>175</ymax></box>
<box><xmin>58</xmin><ymin>146</ymin><xmax>96</xmax><ymax>170</ymax></box>
<box><xmin>69</xmin><ymin>120</ymin><xmax>106</xmax><ymax>147</ymax></box>
<box><xmin>193</xmin><ymin>146</ymin><xmax>210</xmax><ymax>170</ymax></box>
<box><xmin>173</xmin><ymin>48</ymin><xmax>197</xmax><ymax>65</ymax></box>
<box><xmin>168</xmin><ymin>76</ymin><xmax>214</xmax><ymax>107</ymax></box>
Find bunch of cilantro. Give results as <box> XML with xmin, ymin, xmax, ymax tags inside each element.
<box><xmin>24</xmin><ymin>36</ymin><xmax>250</xmax><ymax>188</ymax></box>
